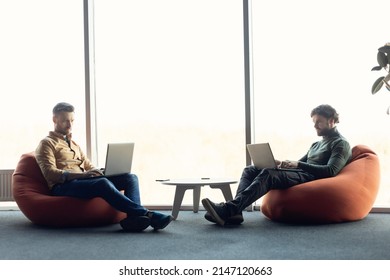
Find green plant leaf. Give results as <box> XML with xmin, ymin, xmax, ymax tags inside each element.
<box><xmin>371</xmin><ymin>66</ymin><xmax>382</xmax><ymax>71</ymax></box>
<box><xmin>385</xmin><ymin>73</ymin><xmax>390</xmax><ymax>82</ymax></box>
<box><xmin>372</xmin><ymin>76</ymin><xmax>385</xmax><ymax>94</ymax></box>
<box><xmin>378</xmin><ymin>45</ymin><xmax>390</xmax><ymax>54</ymax></box>
<box><xmin>377</xmin><ymin>52</ymin><xmax>388</xmax><ymax>67</ymax></box>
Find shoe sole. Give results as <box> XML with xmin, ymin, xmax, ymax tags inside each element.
<box><xmin>201</xmin><ymin>198</ymin><xmax>225</xmax><ymax>226</ymax></box>
<box><xmin>204</xmin><ymin>212</ymin><xmax>217</xmax><ymax>223</ymax></box>
<box><xmin>120</xmin><ymin>216</ymin><xmax>150</xmax><ymax>232</ymax></box>
<box><xmin>205</xmin><ymin>212</ymin><xmax>244</xmax><ymax>225</ymax></box>
<box><xmin>152</xmin><ymin>215</ymin><xmax>174</xmax><ymax>231</ymax></box>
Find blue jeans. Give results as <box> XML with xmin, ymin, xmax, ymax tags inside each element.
<box><xmin>226</xmin><ymin>166</ymin><xmax>316</xmax><ymax>215</ymax></box>
<box><xmin>51</xmin><ymin>173</ymin><xmax>148</xmax><ymax>217</ymax></box>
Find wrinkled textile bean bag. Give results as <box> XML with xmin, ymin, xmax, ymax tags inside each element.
<box><xmin>261</xmin><ymin>145</ymin><xmax>380</xmax><ymax>224</ymax></box>
<box><xmin>12</xmin><ymin>152</ymin><xmax>126</xmax><ymax>227</ymax></box>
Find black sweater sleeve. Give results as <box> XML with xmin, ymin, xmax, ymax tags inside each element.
<box><xmin>298</xmin><ymin>138</ymin><xmax>351</xmax><ymax>179</ymax></box>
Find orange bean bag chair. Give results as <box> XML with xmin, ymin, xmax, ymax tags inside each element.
<box><xmin>261</xmin><ymin>145</ymin><xmax>380</xmax><ymax>224</ymax></box>
<box><xmin>12</xmin><ymin>152</ymin><xmax>126</xmax><ymax>227</ymax></box>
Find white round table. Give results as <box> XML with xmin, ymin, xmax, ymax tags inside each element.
<box><xmin>160</xmin><ymin>178</ymin><xmax>237</xmax><ymax>220</ymax></box>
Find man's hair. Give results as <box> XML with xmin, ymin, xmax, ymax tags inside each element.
<box><xmin>310</xmin><ymin>104</ymin><xmax>339</xmax><ymax>123</ymax></box>
<box><xmin>52</xmin><ymin>102</ymin><xmax>75</xmax><ymax>115</ymax></box>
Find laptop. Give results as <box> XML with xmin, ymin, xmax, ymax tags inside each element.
<box><xmin>246</xmin><ymin>143</ymin><xmax>302</xmax><ymax>171</ymax></box>
<box><xmin>98</xmin><ymin>142</ymin><xmax>135</xmax><ymax>177</ymax></box>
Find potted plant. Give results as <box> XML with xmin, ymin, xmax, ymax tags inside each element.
<box><xmin>371</xmin><ymin>43</ymin><xmax>390</xmax><ymax>113</ymax></box>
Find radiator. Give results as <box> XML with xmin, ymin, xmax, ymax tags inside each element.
<box><xmin>0</xmin><ymin>170</ymin><xmax>14</xmax><ymax>201</ymax></box>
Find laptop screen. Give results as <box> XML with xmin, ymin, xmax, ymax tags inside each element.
<box><xmin>104</xmin><ymin>142</ymin><xmax>135</xmax><ymax>176</ymax></box>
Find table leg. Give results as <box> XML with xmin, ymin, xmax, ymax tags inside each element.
<box><xmin>172</xmin><ymin>185</ymin><xmax>198</xmax><ymax>220</ymax></box>
<box><xmin>193</xmin><ymin>186</ymin><xmax>201</xmax><ymax>213</ymax></box>
<box><xmin>210</xmin><ymin>184</ymin><xmax>233</xmax><ymax>201</ymax></box>
<box><xmin>172</xmin><ymin>186</ymin><xmax>187</xmax><ymax>220</ymax></box>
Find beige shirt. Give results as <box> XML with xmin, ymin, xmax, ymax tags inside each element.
<box><xmin>35</xmin><ymin>131</ymin><xmax>94</xmax><ymax>189</ymax></box>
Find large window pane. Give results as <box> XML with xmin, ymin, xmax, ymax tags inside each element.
<box><xmin>0</xmin><ymin>0</ymin><xmax>86</xmax><ymax>169</ymax></box>
<box><xmin>94</xmin><ymin>0</ymin><xmax>245</xmax><ymax>205</ymax></box>
<box><xmin>252</xmin><ymin>0</ymin><xmax>390</xmax><ymax>207</ymax></box>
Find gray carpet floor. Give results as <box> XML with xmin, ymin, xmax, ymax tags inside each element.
<box><xmin>1</xmin><ymin>210</ymin><xmax>390</xmax><ymax>260</ymax></box>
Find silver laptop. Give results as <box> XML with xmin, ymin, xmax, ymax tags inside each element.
<box><xmin>102</xmin><ymin>142</ymin><xmax>135</xmax><ymax>176</ymax></box>
<box><xmin>246</xmin><ymin>143</ymin><xmax>302</xmax><ymax>171</ymax></box>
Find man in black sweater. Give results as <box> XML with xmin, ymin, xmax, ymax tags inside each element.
<box><xmin>202</xmin><ymin>104</ymin><xmax>352</xmax><ymax>226</ymax></box>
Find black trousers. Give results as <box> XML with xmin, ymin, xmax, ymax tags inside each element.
<box><xmin>226</xmin><ymin>166</ymin><xmax>316</xmax><ymax>215</ymax></box>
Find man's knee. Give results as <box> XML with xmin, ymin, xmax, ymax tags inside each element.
<box><xmin>123</xmin><ymin>173</ymin><xmax>139</xmax><ymax>185</ymax></box>
<box><xmin>242</xmin><ymin>165</ymin><xmax>259</xmax><ymax>176</ymax></box>
<box><xmin>93</xmin><ymin>178</ymin><xmax>116</xmax><ymax>192</ymax></box>
<box><xmin>128</xmin><ymin>173</ymin><xmax>138</xmax><ymax>180</ymax></box>
<box><xmin>258</xmin><ymin>168</ymin><xmax>284</xmax><ymax>187</ymax></box>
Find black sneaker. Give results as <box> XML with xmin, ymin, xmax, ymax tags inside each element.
<box><xmin>201</xmin><ymin>198</ymin><xmax>228</xmax><ymax>226</ymax></box>
<box><xmin>148</xmin><ymin>211</ymin><xmax>174</xmax><ymax>231</ymax></box>
<box><xmin>120</xmin><ymin>216</ymin><xmax>150</xmax><ymax>232</ymax></box>
<box><xmin>204</xmin><ymin>212</ymin><xmax>244</xmax><ymax>225</ymax></box>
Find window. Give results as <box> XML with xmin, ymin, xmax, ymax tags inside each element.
<box><xmin>2</xmin><ymin>0</ymin><xmax>389</xmax><ymax>209</ymax></box>
<box><xmin>251</xmin><ymin>0</ymin><xmax>390</xmax><ymax>207</ymax></box>
<box><xmin>93</xmin><ymin>0</ymin><xmax>245</xmax><ymax>205</ymax></box>
<box><xmin>0</xmin><ymin>0</ymin><xmax>86</xmax><ymax>169</ymax></box>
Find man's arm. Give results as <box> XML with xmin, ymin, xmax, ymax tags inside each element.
<box><xmin>278</xmin><ymin>146</ymin><xmax>311</xmax><ymax>169</ymax></box>
<box><xmin>64</xmin><ymin>169</ymin><xmax>104</xmax><ymax>181</ymax></box>
<box><xmin>35</xmin><ymin>139</ymin><xmax>103</xmax><ymax>188</ymax></box>
<box><xmin>35</xmin><ymin>140</ymin><xmax>67</xmax><ymax>186</ymax></box>
<box><xmin>78</xmin><ymin>144</ymin><xmax>95</xmax><ymax>171</ymax></box>
<box><xmin>297</xmin><ymin>140</ymin><xmax>351</xmax><ymax>178</ymax></box>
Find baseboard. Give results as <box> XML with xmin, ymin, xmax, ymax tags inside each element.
<box><xmin>1</xmin><ymin>201</ymin><xmax>389</xmax><ymax>213</ymax></box>
<box><xmin>370</xmin><ymin>206</ymin><xmax>390</xmax><ymax>213</ymax></box>
<box><xmin>0</xmin><ymin>201</ymin><xmax>19</xmax><ymax>211</ymax></box>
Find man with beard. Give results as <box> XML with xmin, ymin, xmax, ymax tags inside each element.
<box><xmin>202</xmin><ymin>104</ymin><xmax>352</xmax><ymax>226</ymax></box>
<box><xmin>35</xmin><ymin>102</ymin><xmax>173</xmax><ymax>232</ymax></box>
